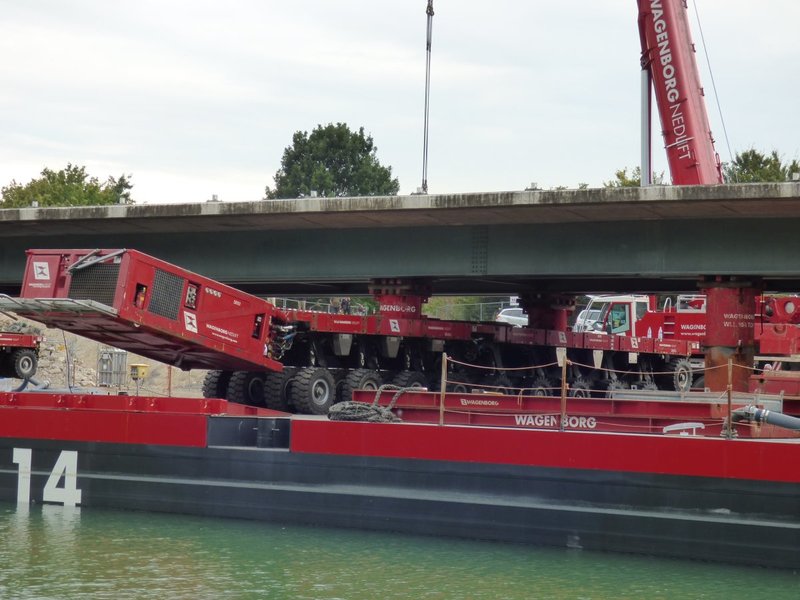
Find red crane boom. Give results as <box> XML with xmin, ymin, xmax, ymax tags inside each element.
<box><xmin>638</xmin><ymin>0</ymin><xmax>723</xmax><ymax>185</ymax></box>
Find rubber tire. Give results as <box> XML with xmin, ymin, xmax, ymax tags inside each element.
<box><xmin>570</xmin><ymin>377</ymin><xmax>592</xmax><ymax>398</ymax></box>
<box><xmin>291</xmin><ymin>367</ymin><xmax>336</xmax><ymax>415</ymax></box>
<box><xmin>603</xmin><ymin>379</ymin><xmax>629</xmax><ymax>398</ymax></box>
<box><xmin>481</xmin><ymin>373</ymin><xmax>514</xmax><ymax>395</ymax></box>
<box><xmin>669</xmin><ymin>358</ymin><xmax>693</xmax><ymax>393</ymax></box>
<box><xmin>340</xmin><ymin>368</ymin><xmax>382</xmax><ymax>404</ymax></box>
<box><xmin>202</xmin><ymin>370</ymin><xmax>232</xmax><ymax>399</ymax></box>
<box><xmin>693</xmin><ymin>375</ymin><xmax>706</xmax><ymax>391</ymax></box>
<box><xmin>448</xmin><ymin>382</ymin><xmax>470</xmax><ymax>393</ymax></box>
<box><xmin>634</xmin><ymin>380</ymin><xmax>659</xmax><ymax>391</ymax></box>
<box><xmin>524</xmin><ymin>376</ymin><xmax>553</xmax><ymax>397</ymax></box>
<box><xmin>392</xmin><ymin>370</ymin><xmax>428</xmax><ymax>390</ymax></box>
<box><xmin>263</xmin><ymin>367</ymin><xmax>298</xmax><ymax>411</ymax></box>
<box><xmin>226</xmin><ymin>371</ymin><xmax>267</xmax><ymax>407</ymax></box>
<box><xmin>12</xmin><ymin>348</ymin><xmax>37</xmax><ymax>379</ymax></box>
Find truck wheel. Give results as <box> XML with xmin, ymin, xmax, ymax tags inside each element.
<box><xmin>291</xmin><ymin>367</ymin><xmax>336</xmax><ymax>415</ymax></box>
<box><xmin>340</xmin><ymin>368</ymin><xmax>382</xmax><ymax>403</ymax></box>
<box><xmin>669</xmin><ymin>358</ymin><xmax>693</xmax><ymax>393</ymax></box>
<box><xmin>202</xmin><ymin>370</ymin><xmax>232</xmax><ymax>399</ymax></box>
<box><xmin>603</xmin><ymin>379</ymin><xmax>629</xmax><ymax>398</ymax></box>
<box><xmin>481</xmin><ymin>373</ymin><xmax>514</xmax><ymax>395</ymax></box>
<box><xmin>569</xmin><ymin>377</ymin><xmax>592</xmax><ymax>398</ymax></box>
<box><xmin>633</xmin><ymin>380</ymin><xmax>659</xmax><ymax>391</ymax></box>
<box><xmin>525</xmin><ymin>376</ymin><xmax>553</xmax><ymax>397</ymax></box>
<box><xmin>12</xmin><ymin>349</ymin><xmax>37</xmax><ymax>379</ymax></box>
<box><xmin>448</xmin><ymin>381</ymin><xmax>470</xmax><ymax>393</ymax></box>
<box><xmin>263</xmin><ymin>367</ymin><xmax>298</xmax><ymax>411</ymax></box>
<box><xmin>226</xmin><ymin>371</ymin><xmax>267</xmax><ymax>407</ymax></box>
<box><xmin>392</xmin><ymin>370</ymin><xmax>428</xmax><ymax>390</ymax></box>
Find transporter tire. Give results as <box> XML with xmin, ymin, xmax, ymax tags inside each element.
<box><xmin>226</xmin><ymin>371</ymin><xmax>267</xmax><ymax>407</ymax></box>
<box><xmin>448</xmin><ymin>381</ymin><xmax>470</xmax><ymax>393</ymax></box>
<box><xmin>603</xmin><ymin>379</ymin><xmax>629</xmax><ymax>398</ymax></box>
<box><xmin>340</xmin><ymin>368</ymin><xmax>382</xmax><ymax>404</ymax></box>
<box><xmin>263</xmin><ymin>367</ymin><xmax>298</xmax><ymax>411</ymax></box>
<box><xmin>391</xmin><ymin>370</ymin><xmax>428</xmax><ymax>390</ymax></box>
<box><xmin>569</xmin><ymin>377</ymin><xmax>592</xmax><ymax>398</ymax></box>
<box><xmin>202</xmin><ymin>370</ymin><xmax>232</xmax><ymax>399</ymax></box>
<box><xmin>524</xmin><ymin>376</ymin><xmax>554</xmax><ymax>397</ymax></box>
<box><xmin>481</xmin><ymin>373</ymin><xmax>514</xmax><ymax>395</ymax></box>
<box><xmin>291</xmin><ymin>367</ymin><xmax>336</xmax><ymax>415</ymax></box>
<box><xmin>12</xmin><ymin>348</ymin><xmax>37</xmax><ymax>380</ymax></box>
<box><xmin>634</xmin><ymin>379</ymin><xmax>659</xmax><ymax>392</ymax></box>
<box><xmin>669</xmin><ymin>358</ymin><xmax>694</xmax><ymax>393</ymax></box>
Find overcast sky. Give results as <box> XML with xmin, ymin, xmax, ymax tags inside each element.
<box><xmin>1</xmin><ymin>1</ymin><xmax>798</xmax><ymax>204</ymax></box>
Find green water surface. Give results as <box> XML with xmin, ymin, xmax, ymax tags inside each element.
<box><xmin>0</xmin><ymin>502</ymin><xmax>797</xmax><ymax>599</ymax></box>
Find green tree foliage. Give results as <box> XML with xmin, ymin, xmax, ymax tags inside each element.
<box><xmin>265</xmin><ymin>123</ymin><xmax>400</xmax><ymax>199</ymax></box>
<box><xmin>723</xmin><ymin>149</ymin><xmax>800</xmax><ymax>183</ymax></box>
<box><xmin>603</xmin><ymin>167</ymin><xmax>664</xmax><ymax>187</ymax></box>
<box><xmin>424</xmin><ymin>296</ymin><xmax>506</xmax><ymax>322</ymax></box>
<box><xmin>1</xmin><ymin>164</ymin><xmax>133</xmax><ymax>208</ymax></box>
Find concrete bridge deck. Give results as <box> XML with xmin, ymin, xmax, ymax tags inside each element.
<box><xmin>1</xmin><ymin>183</ymin><xmax>799</xmax><ymax>296</ymax></box>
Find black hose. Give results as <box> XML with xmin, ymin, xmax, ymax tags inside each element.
<box><xmin>733</xmin><ymin>406</ymin><xmax>800</xmax><ymax>431</ymax></box>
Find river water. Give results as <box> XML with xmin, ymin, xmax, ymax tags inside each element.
<box><xmin>0</xmin><ymin>502</ymin><xmax>797</xmax><ymax>599</ymax></box>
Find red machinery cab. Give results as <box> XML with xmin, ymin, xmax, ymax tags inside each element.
<box><xmin>582</xmin><ymin>294</ymin><xmax>706</xmax><ymax>341</ymax></box>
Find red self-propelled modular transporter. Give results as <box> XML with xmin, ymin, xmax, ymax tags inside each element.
<box><xmin>12</xmin><ymin>248</ymin><xmax>286</xmax><ymax>373</ymax></box>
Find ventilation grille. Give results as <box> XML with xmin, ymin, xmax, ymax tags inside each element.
<box><xmin>68</xmin><ymin>264</ymin><xmax>120</xmax><ymax>306</ymax></box>
<box><xmin>148</xmin><ymin>268</ymin><xmax>184</xmax><ymax>321</ymax></box>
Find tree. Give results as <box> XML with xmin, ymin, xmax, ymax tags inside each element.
<box><xmin>723</xmin><ymin>149</ymin><xmax>800</xmax><ymax>183</ymax></box>
<box><xmin>265</xmin><ymin>123</ymin><xmax>400</xmax><ymax>199</ymax></box>
<box><xmin>1</xmin><ymin>164</ymin><xmax>133</xmax><ymax>208</ymax></box>
<box><xmin>603</xmin><ymin>166</ymin><xmax>665</xmax><ymax>188</ymax></box>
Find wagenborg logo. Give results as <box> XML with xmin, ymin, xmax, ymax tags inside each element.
<box><xmin>184</xmin><ymin>312</ymin><xmax>198</xmax><ymax>333</ymax></box>
<box><xmin>33</xmin><ymin>262</ymin><xmax>50</xmax><ymax>281</ymax></box>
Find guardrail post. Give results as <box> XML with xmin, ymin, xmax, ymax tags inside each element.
<box><xmin>439</xmin><ymin>353</ymin><xmax>448</xmax><ymax>426</ymax></box>
<box><xmin>726</xmin><ymin>358</ymin><xmax>733</xmax><ymax>439</ymax></box>
<box><xmin>560</xmin><ymin>354</ymin><xmax>568</xmax><ymax>432</ymax></box>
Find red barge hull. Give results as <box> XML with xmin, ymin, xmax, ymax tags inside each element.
<box><xmin>0</xmin><ymin>392</ymin><xmax>798</xmax><ymax>569</ymax></box>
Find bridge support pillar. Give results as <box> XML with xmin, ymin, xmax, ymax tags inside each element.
<box><xmin>699</xmin><ymin>278</ymin><xmax>760</xmax><ymax>392</ymax></box>
<box><xmin>519</xmin><ymin>294</ymin><xmax>575</xmax><ymax>330</ymax></box>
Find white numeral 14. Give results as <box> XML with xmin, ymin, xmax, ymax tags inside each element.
<box><xmin>12</xmin><ymin>448</ymin><xmax>82</xmax><ymax>506</ymax></box>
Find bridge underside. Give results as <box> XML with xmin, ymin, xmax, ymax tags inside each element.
<box><xmin>1</xmin><ymin>216</ymin><xmax>799</xmax><ymax>297</ymax></box>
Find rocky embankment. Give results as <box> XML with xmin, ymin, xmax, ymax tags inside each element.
<box><xmin>1</xmin><ymin>317</ymin><xmax>206</xmax><ymax>396</ymax></box>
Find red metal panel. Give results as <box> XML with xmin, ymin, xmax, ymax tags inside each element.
<box><xmin>583</xmin><ymin>333</ymin><xmax>614</xmax><ymax>350</ymax></box>
<box><xmin>0</xmin><ymin>407</ymin><xmax>208</xmax><ymax>447</ymax></box>
<box><xmin>703</xmin><ymin>286</ymin><xmax>757</xmax><ymax>348</ymax></box>
<box><xmin>757</xmin><ymin>324</ymin><xmax>800</xmax><ymax>356</ymax></box>
<box><xmin>653</xmin><ymin>339</ymin><xmax>689</xmax><ymax>355</ymax></box>
<box><xmin>351</xmin><ymin>389</ymin><xmax>776</xmax><ymax>438</ymax></box>
<box><xmin>0</xmin><ymin>332</ymin><xmax>40</xmax><ymax>349</ymax></box>
<box><xmin>0</xmin><ymin>392</ymin><xmax>283</xmax><ymax>418</ymax></box>
<box><xmin>505</xmin><ymin>327</ymin><xmax>540</xmax><ymax>346</ymax></box>
<box><xmin>290</xmin><ymin>419</ymin><xmax>800</xmax><ymax>483</ymax></box>
<box><xmin>546</xmin><ymin>330</ymin><xmax>568</xmax><ymax>346</ymax></box>
<box><xmin>637</xmin><ymin>0</ymin><xmax>722</xmax><ymax>184</ymax></box>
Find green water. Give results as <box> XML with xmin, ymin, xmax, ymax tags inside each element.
<box><xmin>0</xmin><ymin>503</ymin><xmax>797</xmax><ymax>600</ymax></box>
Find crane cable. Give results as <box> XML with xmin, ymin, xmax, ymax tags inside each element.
<box><xmin>691</xmin><ymin>0</ymin><xmax>735</xmax><ymax>181</ymax></box>
<box><xmin>421</xmin><ymin>0</ymin><xmax>434</xmax><ymax>194</ymax></box>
